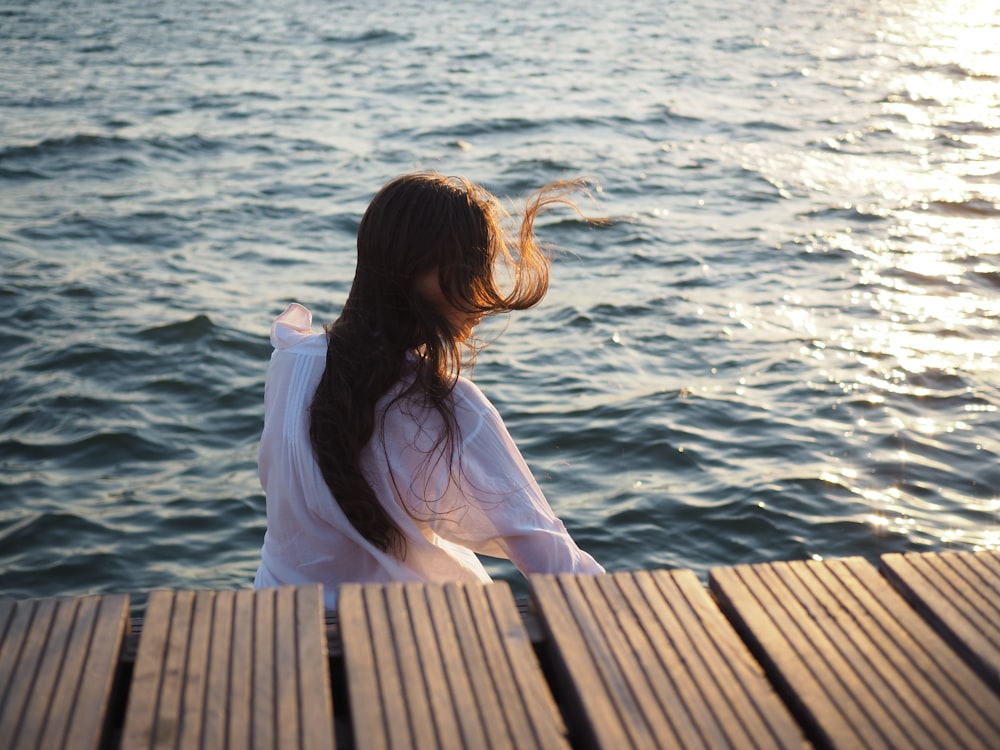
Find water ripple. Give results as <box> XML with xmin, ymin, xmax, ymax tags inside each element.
<box><xmin>2</xmin><ymin>0</ymin><xmax>998</xmax><ymax>602</ymax></box>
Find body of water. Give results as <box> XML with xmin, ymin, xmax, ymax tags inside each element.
<box><xmin>2</xmin><ymin>0</ymin><xmax>999</xmax><ymax>607</ymax></box>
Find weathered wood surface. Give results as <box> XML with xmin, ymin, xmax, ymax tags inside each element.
<box><xmin>881</xmin><ymin>550</ymin><xmax>1000</xmax><ymax>692</ymax></box>
<box><xmin>710</xmin><ymin>556</ymin><xmax>1000</xmax><ymax>750</ymax></box>
<box><xmin>0</xmin><ymin>593</ymin><xmax>130</xmax><ymax>750</ymax></box>
<box><xmin>4</xmin><ymin>551</ymin><xmax>1000</xmax><ymax>750</ymax></box>
<box><xmin>119</xmin><ymin>585</ymin><xmax>334</xmax><ymax>750</ymax></box>
<box><xmin>338</xmin><ymin>580</ymin><xmax>569</xmax><ymax>750</ymax></box>
<box><xmin>529</xmin><ymin>569</ymin><xmax>808</xmax><ymax>750</ymax></box>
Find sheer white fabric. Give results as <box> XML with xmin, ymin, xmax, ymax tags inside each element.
<box><xmin>254</xmin><ymin>303</ymin><xmax>603</xmax><ymax>607</ymax></box>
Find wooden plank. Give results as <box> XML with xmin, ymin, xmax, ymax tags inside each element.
<box><xmin>710</xmin><ymin>557</ymin><xmax>1000</xmax><ymax>749</ymax></box>
<box><xmin>347</xmin><ymin>584</ymin><xmax>412</xmax><ymax>750</ymax></box>
<box><xmin>202</xmin><ymin>590</ymin><xmax>235</xmax><ymax>749</ymax></box>
<box><xmin>481</xmin><ymin>584</ymin><xmax>570</xmax><ymax>750</ymax></box>
<box><xmin>253</xmin><ymin>586</ymin><xmax>277</xmax><ymax>750</ymax></box>
<box><xmin>529</xmin><ymin>571</ymin><xmax>806</xmax><ymax>750</ymax></box>
<box><xmin>158</xmin><ymin>589</ymin><xmax>196</xmax><ymax>748</ymax></box>
<box><xmin>527</xmin><ymin>575</ymin><xmax>630</xmax><ymax>749</ymax></box>
<box><xmin>711</xmin><ymin>561</ymin><xmax>883</xmax><ymax>748</ymax></box>
<box><xmin>0</xmin><ymin>598</ymin><xmax>59</xmax><ymax>749</ymax></box>
<box><xmin>229</xmin><ymin>588</ymin><xmax>255</xmax><ymax>750</ymax></box>
<box><xmin>440</xmin><ymin>584</ymin><xmax>509</xmax><ymax>749</ymax></box>
<box><xmin>120</xmin><ymin>586</ymin><xmax>334</xmax><ymax>750</ymax></box>
<box><xmin>294</xmin><ymin>586</ymin><xmax>338</xmax><ymax>750</ymax></box>
<box><xmin>0</xmin><ymin>594</ymin><xmax>130</xmax><ymax>750</ymax></box>
<box><xmin>384</xmin><ymin>584</ymin><xmax>437</xmax><ymax>749</ymax></box>
<box><xmin>881</xmin><ymin>551</ymin><xmax>1000</xmax><ymax>691</ymax></box>
<box><xmin>338</xmin><ymin>581</ymin><xmax>569</xmax><ymax>750</ymax></box>
<box><xmin>419</xmin><ymin>583</ymin><xmax>489</xmax><ymax>750</ymax></box>
<box><xmin>400</xmin><ymin>585</ymin><xmax>463</xmax><ymax>749</ymax></box>
<box><xmin>336</xmin><ymin>585</ymin><xmax>384</xmax><ymax>750</ymax></box>
<box><xmin>640</xmin><ymin>570</ymin><xmax>806</xmax><ymax>748</ymax></box>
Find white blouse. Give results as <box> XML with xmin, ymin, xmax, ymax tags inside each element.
<box><xmin>254</xmin><ymin>303</ymin><xmax>603</xmax><ymax>607</ymax></box>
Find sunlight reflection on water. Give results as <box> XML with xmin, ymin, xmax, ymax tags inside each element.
<box><xmin>819</xmin><ymin>1</ymin><xmax>1000</xmax><ymax>550</ymax></box>
<box><xmin>3</xmin><ymin>0</ymin><xmax>999</xmax><ymax>601</ymax></box>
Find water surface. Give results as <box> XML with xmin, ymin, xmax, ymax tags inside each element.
<box><xmin>2</xmin><ymin>0</ymin><xmax>999</xmax><ymax>607</ymax></box>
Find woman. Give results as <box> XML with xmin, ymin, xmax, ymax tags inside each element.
<box><xmin>254</xmin><ymin>173</ymin><xmax>603</xmax><ymax>607</ymax></box>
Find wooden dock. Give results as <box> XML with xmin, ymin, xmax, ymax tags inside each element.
<box><xmin>2</xmin><ymin>550</ymin><xmax>999</xmax><ymax>749</ymax></box>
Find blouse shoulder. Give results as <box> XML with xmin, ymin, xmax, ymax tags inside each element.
<box><xmin>450</xmin><ymin>376</ymin><xmax>499</xmax><ymax>418</ymax></box>
<box><xmin>270</xmin><ymin>303</ymin><xmax>327</xmax><ymax>354</ymax></box>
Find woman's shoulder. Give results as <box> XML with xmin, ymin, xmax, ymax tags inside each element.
<box><xmin>269</xmin><ymin>303</ymin><xmax>327</xmax><ymax>354</ymax></box>
<box><xmin>451</xmin><ymin>375</ymin><xmax>490</xmax><ymax>405</ymax></box>
<box><xmin>450</xmin><ymin>376</ymin><xmax>504</xmax><ymax>425</ymax></box>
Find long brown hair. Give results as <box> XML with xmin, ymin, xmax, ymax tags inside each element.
<box><xmin>309</xmin><ymin>173</ymin><xmax>588</xmax><ymax>557</ymax></box>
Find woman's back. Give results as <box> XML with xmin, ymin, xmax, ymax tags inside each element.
<box><xmin>255</xmin><ymin>174</ymin><xmax>603</xmax><ymax>604</ymax></box>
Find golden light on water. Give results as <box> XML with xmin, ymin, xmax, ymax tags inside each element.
<box><xmin>820</xmin><ymin>1</ymin><xmax>1000</xmax><ymax>549</ymax></box>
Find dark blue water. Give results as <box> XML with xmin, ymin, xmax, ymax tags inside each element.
<box><xmin>3</xmin><ymin>0</ymin><xmax>999</xmax><ymax>608</ymax></box>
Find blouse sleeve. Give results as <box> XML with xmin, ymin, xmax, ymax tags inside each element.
<box><xmin>381</xmin><ymin>379</ymin><xmax>604</xmax><ymax>576</ymax></box>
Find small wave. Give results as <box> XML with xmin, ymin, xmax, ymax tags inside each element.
<box><xmin>883</xmin><ymin>91</ymin><xmax>944</xmax><ymax>108</ymax></box>
<box><xmin>899</xmin><ymin>366</ymin><xmax>972</xmax><ymax>395</ymax></box>
<box><xmin>0</xmin><ymin>132</ymin><xmax>228</xmax><ymax>175</ymax></box>
<box><xmin>22</xmin><ymin>340</ymin><xmax>140</xmax><ymax>377</ymax></box>
<box><xmin>145</xmin><ymin>133</ymin><xmax>228</xmax><ymax>157</ymax></box>
<box><xmin>414</xmin><ymin>116</ymin><xmax>545</xmax><ymax>140</ymax></box>
<box><xmin>904</xmin><ymin>60</ymin><xmax>1000</xmax><ymax>82</ymax></box>
<box><xmin>0</xmin><ymin>134</ymin><xmax>140</xmax><ymax>182</ymax></box>
<box><xmin>3</xmin><ymin>430</ymin><xmax>182</xmax><ymax>467</ymax></box>
<box><xmin>843</xmin><ymin>386</ymin><xmax>988</xmax><ymax>414</ymax></box>
<box><xmin>932</xmin><ymin>133</ymin><xmax>978</xmax><ymax>150</ymax></box>
<box><xmin>966</xmin><ymin>170</ymin><xmax>1000</xmax><ymax>185</ymax></box>
<box><xmin>588</xmin><ymin>301</ymin><xmax>655</xmax><ymax>321</ymax></box>
<box><xmin>651</xmin><ymin>103</ymin><xmax>705</xmax><ymax>125</ymax></box>
<box><xmin>321</xmin><ymin>28</ymin><xmax>413</xmax><ymax>46</ymax></box>
<box><xmin>921</xmin><ymin>198</ymin><xmax>1000</xmax><ymax>219</ymax></box>
<box><xmin>939</xmin><ymin>119</ymin><xmax>998</xmax><ymax>137</ymax></box>
<box><xmin>414</xmin><ymin>112</ymin><xmax>639</xmax><ymax>142</ymax></box>
<box><xmin>744</xmin><ymin>119</ymin><xmax>797</xmax><ymax>133</ymax></box>
<box><xmin>14</xmin><ymin>210</ymin><xmax>198</xmax><ymax>249</ymax></box>
<box><xmin>0</xmin><ymin>165</ymin><xmax>48</xmax><ymax>180</ymax></box>
<box><xmin>0</xmin><ymin>133</ymin><xmax>132</xmax><ymax>162</ymax></box>
<box><xmin>500</xmin><ymin>158</ymin><xmax>578</xmax><ymax>184</ymax></box>
<box><xmin>802</xmin><ymin>204</ymin><xmax>889</xmax><ymax>223</ymax></box>
<box><xmin>973</xmin><ymin>270</ymin><xmax>1000</xmax><ymax>288</ymax></box>
<box><xmin>137</xmin><ymin>314</ymin><xmax>216</xmax><ymax>345</ymax></box>
<box><xmin>0</xmin><ymin>328</ymin><xmax>31</xmax><ymax>352</ymax></box>
<box><xmin>78</xmin><ymin>43</ymin><xmax>117</xmax><ymax>54</ymax></box>
<box><xmin>0</xmin><ymin>548</ymin><xmax>132</xmax><ymax>602</ymax></box>
<box><xmin>131</xmin><ymin>315</ymin><xmax>265</xmax><ymax>370</ymax></box>
<box><xmin>0</xmin><ymin>512</ymin><xmax>110</xmax><ymax>558</ymax></box>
